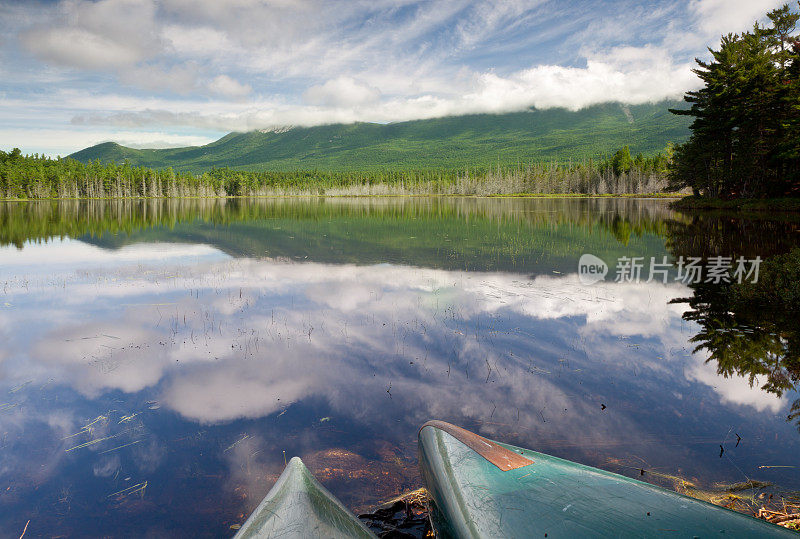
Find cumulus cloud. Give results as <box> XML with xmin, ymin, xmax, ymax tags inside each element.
<box><xmin>20</xmin><ymin>0</ymin><xmax>161</xmax><ymax>70</ymax></box>
<box><xmin>119</xmin><ymin>63</ymin><xmax>200</xmax><ymax>95</ymax></box>
<box><xmin>689</xmin><ymin>0</ymin><xmax>786</xmax><ymax>38</ymax></box>
<box><xmin>207</xmin><ymin>74</ymin><xmax>252</xmax><ymax>99</ymax></box>
<box><xmin>21</xmin><ymin>27</ymin><xmax>148</xmax><ymax>70</ymax></box>
<box><xmin>303</xmin><ymin>77</ymin><xmax>381</xmax><ymax>107</ymax></box>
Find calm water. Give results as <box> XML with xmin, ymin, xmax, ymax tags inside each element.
<box><xmin>0</xmin><ymin>197</ymin><xmax>798</xmax><ymax>537</ymax></box>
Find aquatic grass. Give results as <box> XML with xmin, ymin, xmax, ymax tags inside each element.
<box><xmin>64</xmin><ymin>434</ymin><xmax>119</xmax><ymax>452</ymax></box>
<box><xmin>8</xmin><ymin>380</ymin><xmax>32</xmax><ymax>393</ymax></box>
<box><xmin>107</xmin><ymin>481</ymin><xmax>147</xmax><ymax>499</ymax></box>
<box><xmin>225</xmin><ymin>434</ymin><xmax>252</xmax><ymax>453</ymax></box>
<box><xmin>99</xmin><ymin>440</ymin><xmax>143</xmax><ymax>454</ymax></box>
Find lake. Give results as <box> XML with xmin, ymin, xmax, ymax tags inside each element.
<box><xmin>0</xmin><ymin>197</ymin><xmax>798</xmax><ymax>537</ymax></box>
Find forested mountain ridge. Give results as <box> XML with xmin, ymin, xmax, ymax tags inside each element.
<box><xmin>70</xmin><ymin>101</ymin><xmax>690</xmax><ymax>172</ymax></box>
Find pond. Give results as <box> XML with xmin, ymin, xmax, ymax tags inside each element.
<box><xmin>0</xmin><ymin>197</ymin><xmax>798</xmax><ymax>536</ymax></box>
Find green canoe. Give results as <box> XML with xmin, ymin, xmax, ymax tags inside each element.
<box><xmin>234</xmin><ymin>456</ymin><xmax>376</xmax><ymax>538</ymax></box>
<box><xmin>419</xmin><ymin>420</ymin><xmax>795</xmax><ymax>538</ymax></box>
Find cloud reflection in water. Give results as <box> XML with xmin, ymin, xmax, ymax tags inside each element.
<box><xmin>0</xmin><ymin>238</ymin><xmax>797</xmax><ymax>531</ymax></box>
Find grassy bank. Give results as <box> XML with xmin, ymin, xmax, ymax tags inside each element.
<box><xmin>670</xmin><ymin>196</ymin><xmax>800</xmax><ymax>212</ymax></box>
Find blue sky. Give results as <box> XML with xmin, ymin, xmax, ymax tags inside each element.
<box><xmin>0</xmin><ymin>0</ymin><xmax>787</xmax><ymax>156</ymax></box>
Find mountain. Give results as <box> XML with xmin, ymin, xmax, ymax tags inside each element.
<box><xmin>70</xmin><ymin>101</ymin><xmax>690</xmax><ymax>172</ymax></box>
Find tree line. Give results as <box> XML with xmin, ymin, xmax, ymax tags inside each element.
<box><xmin>669</xmin><ymin>3</ymin><xmax>800</xmax><ymax>198</ymax></box>
<box><xmin>0</xmin><ymin>145</ymin><xmax>672</xmax><ymax>199</ymax></box>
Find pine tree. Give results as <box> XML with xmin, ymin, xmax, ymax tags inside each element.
<box><xmin>670</xmin><ymin>3</ymin><xmax>800</xmax><ymax>198</ymax></box>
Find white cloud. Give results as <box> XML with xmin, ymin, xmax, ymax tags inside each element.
<box><xmin>303</xmin><ymin>77</ymin><xmax>381</xmax><ymax>107</ymax></box>
<box><xmin>20</xmin><ymin>0</ymin><xmax>161</xmax><ymax>70</ymax></box>
<box><xmin>33</xmin><ymin>325</ymin><xmax>171</xmax><ymax>398</ymax></box>
<box><xmin>0</xmin><ymin>128</ymin><xmax>217</xmax><ymax>156</ymax></box>
<box><xmin>690</xmin><ymin>0</ymin><xmax>786</xmax><ymax>38</ymax></box>
<box><xmin>162</xmin><ymin>24</ymin><xmax>237</xmax><ymax>58</ymax></box>
<box><xmin>207</xmin><ymin>74</ymin><xmax>252</xmax><ymax>99</ymax></box>
<box><xmin>21</xmin><ymin>27</ymin><xmax>146</xmax><ymax>70</ymax></box>
<box><xmin>685</xmin><ymin>353</ymin><xmax>785</xmax><ymax>413</ymax></box>
<box><xmin>69</xmin><ymin>54</ymin><xmax>695</xmax><ymax>133</ymax></box>
<box><xmin>0</xmin><ymin>240</ymin><xmax>224</xmax><ymax>268</ymax></box>
<box><xmin>119</xmin><ymin>63</ymin><xmax>200</xmax><ymax>95</ymax></box>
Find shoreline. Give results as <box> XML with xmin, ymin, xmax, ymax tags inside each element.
<box><xmin>0</xmin><ymin>193</ymin><xmax>684</xmax><ymax>202</ymax></box>
<box><xmin>670</xmin><ymin>196</ymin><xmax>800</xmax><ymax>212</ymax></box>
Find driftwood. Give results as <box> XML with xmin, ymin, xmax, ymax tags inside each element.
<box><xmin>757</xmin><ymin>506</ymin><xmax>800</xmax><ymax>529</ymax></box>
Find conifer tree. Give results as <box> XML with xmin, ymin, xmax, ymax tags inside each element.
<box><xmin>670</xmin><ymin>3</ymin><xmax>800</xmax><ymax>198</ymax></box>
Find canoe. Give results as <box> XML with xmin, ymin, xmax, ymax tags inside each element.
<box><xmin>234</xmin><ymin>456</ymin><xmax>376</xmax><ymax>538</ymax></box>
<box><xmin>418</xmin><ymin>420</ymin><xmax>795</xmax><ymax>538</ymax></box>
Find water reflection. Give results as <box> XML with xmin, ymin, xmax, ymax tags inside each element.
<box><xmin>1</xmin><ymin>197</ymin><xmax>673</xmax><ymax>274</ymax></box>
<box><xmin>667</xmin><ymin>214</ymin><xmax>800</xmax><ymax>433</ymax></box>
<box><xmin>0</xmin><ymin>197</ymin><xmax>798</xmax><ymax>536</ymax></box>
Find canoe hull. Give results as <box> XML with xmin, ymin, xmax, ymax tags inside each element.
<box><xmin>234</xmin><ymin>456</ymin><xmax>376</xmax><ymax>538</ymax></box>
<box><xmin>419</xmin><ymin>421</ymin><xmax>794</xmax><ymax>538</ymax></box>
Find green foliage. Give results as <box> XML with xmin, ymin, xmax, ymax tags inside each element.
<box><xmin>0</xmin><ymin>146</ymin><xmax>677</xmax><ymax>199</ymax></box>
<box><xmin>669</xmin><ymin>3</ymin><xmax>800</xmax><ymax>198</ymax></box>
<box><xmin>734</xmin><ymin>247</ymin><xmax>800</xmax><ymax>311</ymax></box>
<box><xmin>610</xmin><ymin>146</ymin><xmax>633</xmax><ymax>175</ymax></box>
<box><xmin>68</xmin><ymin>102</ymin><xmax>690</xmax><ymax>173</ymax></box>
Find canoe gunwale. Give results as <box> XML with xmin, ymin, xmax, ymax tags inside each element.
<box><xmin>419</xmin><ymin>420</ymin><xmax>533</xmax><ymax>471</ymax></box>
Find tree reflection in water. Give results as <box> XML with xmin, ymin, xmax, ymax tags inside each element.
<box><xmin>668</xmin><ymin>213</ymin><xmax>800</xmax><ymax>431</ymax></box>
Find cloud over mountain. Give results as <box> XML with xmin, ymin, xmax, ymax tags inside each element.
<box><xmin>0</xmin><ymin>0</ymin><xmax>788</xmax><ymax>155</ymax></box>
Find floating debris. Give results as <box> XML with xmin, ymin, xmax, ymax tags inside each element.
<box><xmin>359</xmin><ymin>488</ymin><xmax>431</xmax><ymax>538</ymax></box>
<box><xmin>757</xmin><ymin>506</ymin><xmax>800</xmax><ymax>530</ymax></box>
<box><xmin>118</xmin><ymin>412</ymin><xmax>140</xmax><ymax>424</ymax></box>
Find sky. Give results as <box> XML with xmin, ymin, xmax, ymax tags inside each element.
<box><xmin>0</xmin><ymin>0</ymin><xmax>788</xmax><ymax>156</ymax></box>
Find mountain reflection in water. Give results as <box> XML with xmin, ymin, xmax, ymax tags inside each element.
<box><xmin>0</xmin><ymin>197</ymin><xmax>798</xmax><ymax>537</ymax></box>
